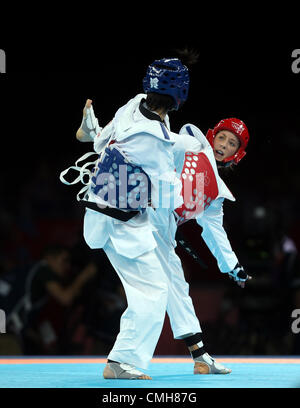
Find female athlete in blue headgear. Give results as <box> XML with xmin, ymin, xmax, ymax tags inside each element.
<box><xmin>63</xmin><ymin>57</ymin><xmax>192</xmax><ymax>379</ymax></box>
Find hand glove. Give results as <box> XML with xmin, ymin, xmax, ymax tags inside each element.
<box><xmin>81</xmin><ymin>104</ymin><xmax>102</xmax><ymax>140</ymax></box>
<box><xmin>228</xmin><ymin>263</ymin><xmax>251</xmax><ymax>288</ymax></box>
<box><xmin>77</xmin><ymin>100</ymin><xmax>102</xmax><ymax>142</ymax></box>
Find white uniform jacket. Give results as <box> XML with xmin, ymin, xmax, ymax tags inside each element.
<box><xmin>83</xmin><ymin>94</ymin><xmax>183</xmax><ymax>259</ymax></box>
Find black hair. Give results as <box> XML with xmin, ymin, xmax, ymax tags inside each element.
<box><xmin>145</xmin><ymin>92</ymin><xmax>175</xmax><ymax>112</ymax></box>
<box><xmin>174</xmin><ymin>47</ymin><xmax>200</xmax><ymax>67</ymax></box>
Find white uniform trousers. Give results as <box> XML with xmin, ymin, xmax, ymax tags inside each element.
<box><xmin>103</xmin><ymin>231</ymin><xmax>201</xmax><ymax>370</ymax></box>
<box><xmin>153</xmin><ymin>229</ymin><xmax>202</xmax><ymax>339</ymax></box>
<box><xmin>103</xmin><ymin>239</ymin><xmax>169</xmax><ymax>370</ymax></box>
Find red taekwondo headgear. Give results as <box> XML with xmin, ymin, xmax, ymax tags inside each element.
<box><xmin>206</xmin><ymin>118</ymin><xmax>250</xmax><ymax>166</ymax></box>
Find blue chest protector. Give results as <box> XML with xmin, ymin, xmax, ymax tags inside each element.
<box><xmin>91</xmin><ymin>144</ymin><xmax>151</xmax><ymax>212</ymax></box>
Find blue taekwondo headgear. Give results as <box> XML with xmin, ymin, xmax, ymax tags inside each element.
<box><xmin>143</xmin><ymin>58</ymin><xmax>189</xmax><ymax>110</ymax></box>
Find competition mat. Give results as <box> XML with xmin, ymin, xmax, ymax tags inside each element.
<box><xmin>0</xmin><ymin>356</ymin><xmax>300</xmax><ymax>388</ymax></box>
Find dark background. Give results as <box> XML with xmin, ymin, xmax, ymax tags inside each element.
<box><xmin>1</xmin><ymin>24</ymin><xmax>300</xmax><ymax>357</ymax></box>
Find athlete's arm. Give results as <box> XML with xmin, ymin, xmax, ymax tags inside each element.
<box><xmin>196</xmin><ymin>199</ymin><xmax>251</xmax><ymax>287</ymax></box>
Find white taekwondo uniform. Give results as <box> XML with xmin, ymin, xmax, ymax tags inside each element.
<box><xmin>148</xmin><ymin>124</ymin><xmax>239</xmax><ymax>340</ymax></box>
<box><xmin>81</xmin><ymin>94</ymin><xmax>183</xmax><ymax>369</ymax></box>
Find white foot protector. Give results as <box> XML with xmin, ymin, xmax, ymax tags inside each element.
<box><xmin>103</xmin><ymin>362</ymin><xmax>152</xmax><ymax>380</ymax></box>
<box><xmin>194</xmin><ymin>352</ymin><xmax>232</xmax><ymax>374</ymax></box>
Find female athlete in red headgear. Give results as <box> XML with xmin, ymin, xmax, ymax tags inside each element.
<box><xmin>207</xmin><ymin>118</ymin><xmax>249</xmax><ymax>166</ymax></box>
<box><xmin>148</xmin><ymin>117</ymin><xmax>252</xmax><ymax>375</ymax></box>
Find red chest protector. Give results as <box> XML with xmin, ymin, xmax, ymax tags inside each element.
<box><xmin>175</xmin><ymin>151</ymin><xmax>219</xmax><ymax>225</ymax></box>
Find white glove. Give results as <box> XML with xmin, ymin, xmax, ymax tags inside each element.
<box><xmin>81</xmin><ymin>105</ymin><xmax>102</xmax><ymax>139</ymax></box>
<box><xmin>77</xmin><ymin>100</ymin><xmax>102</xmax><ymax>142</ymax></box>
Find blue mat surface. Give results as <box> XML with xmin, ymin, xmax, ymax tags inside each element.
<box><xmin>1</xmin><ymin>358</ymin><xmax>300</xmax><ymax>388</ymax></box>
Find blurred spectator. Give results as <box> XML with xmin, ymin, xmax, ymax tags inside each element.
<box><xmin>5</xmin><ymin>244</ymin><xmax>97</xmax><ymax>355</ymax></box>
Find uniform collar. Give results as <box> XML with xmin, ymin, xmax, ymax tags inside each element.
<box><xmin>139</xmin><ymin>98</ymin><xmax>165</xmax><ymax>124</ymax></box>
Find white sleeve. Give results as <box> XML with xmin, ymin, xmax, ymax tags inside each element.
<box><xmin>196</xmin><ymin>198</ymin><xmax>239</xmax><ymax>272</ymax></box>
<box><xmin>174</xmin><ymin>133</ymin><xmax>203</xmax><ymax>153</ymax></box>
<box><xmin>172</xmin><ymin>134</ymin><xmax>203</xmax><ymax>175</ymax></box>
<box><xmin>93</xmin><ymin>120</ymin><xmax>114</xmax><ymax>154</ymax></box>
<box><xmin>179</xmin><ymin>124</ymin><xmax>211</xmax><ymax>150</ymax></box>
<box><xmin>117</xmin><ymin>133</ymin><xmax>183</xmax><ymax>210</ymax></box>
